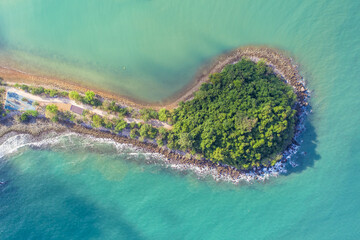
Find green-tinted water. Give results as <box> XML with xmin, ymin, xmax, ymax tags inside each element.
<box><xmin>1</xmin><ymin>0</ymin><xmax>360</xmax><ymax>239</ymax></box>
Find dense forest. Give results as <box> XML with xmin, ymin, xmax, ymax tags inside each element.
<box><xmin>168</xmin><ymin>59</ymin><xmax>297</xmax><ymax>169</ymax></box>
<box><xmin>0</xmin><ymin>59</ymin><xmax>298</xmax><ymax>170</ymax></box>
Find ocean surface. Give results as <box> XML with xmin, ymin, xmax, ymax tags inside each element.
<box><xmin>0</xmin><ymin>0</ymin><xmax>360</xmax><ymax>239</ymax></box>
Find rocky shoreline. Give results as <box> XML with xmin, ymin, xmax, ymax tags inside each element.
<box><xmin>0</xmin><ymin>46</ymin><xmax>310</xmax><ymax>183</ymax></box>
<box><xmin>1</xmin><ymin>46</ymin><xmax>307</xmax><ymax>110</ymax></box>
<box><xmin>164</xmin><ymin>46</ymin><xmax>309</xmax><ymax>109</ymax></box>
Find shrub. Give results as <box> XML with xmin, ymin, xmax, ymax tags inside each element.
<box><xmin>108</xmin><ymin>101</ymin><xmax>119</xmax><ymax>112</ymax></box>
<box><xmin>129</xmin><ymin>122</ymin><xmax>137</xmax><ymax>129</ymax></box>
<box><xmin>19</xmin><ymin>110</ymin><xmax>38</xmax><ymax>122</ymax></box>
<box><xmin>82</xmin><ymin>91</ymin><xmax>101</xmax><ymax>107</ymax></box>
<box><xmin>92</xmin><ymin>114</ymin><xmax>104</xmax><ymax>128</ymax></box>
<box><xmin>26</xmin><ymin>110</ymin><xmax>38</xmax><ymax>117</ymax></box>
<box><xmin>103</xmin><ymin>101</ymin><xmax>128</xmax><ymax>116</ymax></box>
<box><xmin>46</xmin><ymin>104</ymin><xmax>58</xmax><ymax>114</ymax></box>
<box><xmin>130</xmin><ymin>129</ymin><xmax>138</xmax><ymax>139</ymax></box>
<box><xmin>139</xmin><ymin>124</ymin><xmax>158</xmax><ymax>139</ymax></box>
<box><xmin>70</xmin><ymin>114</ymin><xmax>76</xmax><ymax>122</ymax></box>
<box><xmin>139</xmin><ymin>108</ymin><xmax>158</xmax><ymax>122</ymax></box>
<box><xmin>60</xmin><ymin>111</ymin><xmax>72</xmax><ymax>121</ymax></box>
<box><xmin>31</xmin><ymin>87</ymin><xmax>44</xmax><ymax>95</ymax></box>
<box><xmin>118</xmin><ymin>107</ymin><xmax>129</xmax><ymax>117</ymax></box>
<box><xmin>49</xmin><ymin>89</ymin><xmax>58</xmax><ymax>97</ymax></box>
<box><xmin>51</xmin><ymin>115</ymin><xmax>59</xmax><ymax>122</ymax></box>
<box><xmin>102</xmin><ymin>100</ymin><xmax>111</xmax><ymax>111</ymax></box>
<box><xmin>20</xmin><ymin>113</ymin><xmax>29</xmax><ymax>122</ymax></box>
<box><xmin>158</xmin><ymin>108</ymin><xmax>170</xmax><ymax>122</ymax></box>
<box><xmin>45</xmin><ymin>104</ymin><xmax>58</xmax><ymax>119</ymax></box>
<box><xmin>156</xmin><ymin>138</ymin><xmax>164</xmax><ymax>147</ymax></box>
<box><xmin>103</xmin><ymin>118</ymin><xmax>114</xmax><ymax>129</ymax></box>
<box><xmin>84</xmin><ymin>91</ymin><xmax>95</xmax><ymax>103</ymax></box>
<box><xmin>20</xmin><ymin>84</ymin><xmax>29</xmax><ymax>91</ymax></box>
<box><xmin>69</xmin><ymin>91</ymin><xmax>81</xmax><ymax>101</ymax></box>
<box><xmin>114</xmin><ymin>119</ymin><xmax>127</xmax><ymax>133</ymax></box>
<box><xmin>157</xmin><ymin>127</ymin><xmax>168</xmax><ymax>142</ymax></box>
<box><xmin>82</xmin><ymin>109</ymin><xmax>89</xmax><ymax>116</ymax></box>
<box><xmin>105</xmin><ymin>122</ymin><xmax>113</xmax><ymax>129</ymax></box>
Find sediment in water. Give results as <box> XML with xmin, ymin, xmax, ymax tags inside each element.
<box><xmin>1</xmin><ymin>46</ymin><xmax>307</xmax><ymax>109</ymax></box>
<box><xmin>0</xmin><ymin>46</ymin><xmax>310</xmax><ymax>183</ymax></box>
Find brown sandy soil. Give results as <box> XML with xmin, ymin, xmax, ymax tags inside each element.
<box><xmin>1</xmin><ymin>46</ymin><xmax>306</xmax><ymax>110</ymax></box>
<box><xmin>0</xmin><ymin>46</ymin><xmax>309</xmax><ymax>182</ymax></box>
<box><xmin>0</xmin><ymin>118</ymin><xmax>246</xmax><ymax>181</ymax></box>
<box><xmin>52</xmin><ymin>103</ymin><xmax>71</xmax><ymax>111</ymax></box>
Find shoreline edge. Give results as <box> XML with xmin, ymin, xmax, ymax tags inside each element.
<box><xmin>0</xmin><ymin>46</ymin><xmax>310</xmax><ymax>183</ymax></box>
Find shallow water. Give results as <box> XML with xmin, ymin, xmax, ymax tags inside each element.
<box><xmin>1</xmin><ymin>0</ymin><xmax>360</xmax><ymax>239</ymax></box>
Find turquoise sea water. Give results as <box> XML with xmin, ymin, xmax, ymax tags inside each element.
<box><xmin>1</xmin><ymin>0</ymin><xmax>360</xmax><ymax>239</ymax></box>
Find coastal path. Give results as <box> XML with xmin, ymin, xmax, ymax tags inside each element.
<box><xmin>5</xmin><ymin>87</ymin><xmax>172</xmax><ymax>130</ymax></box>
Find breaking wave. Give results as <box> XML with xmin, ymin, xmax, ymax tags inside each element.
<box><xmin>0</xmin><ymin>132</ymin><xmax>164</xmax><ymax>162</ymax></box>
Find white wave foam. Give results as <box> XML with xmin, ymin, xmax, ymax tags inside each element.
<box><xmin>0</xmin><ymin>132</ymin><xmax>77</xmax><ymax>158</ymax></box>
<box><xmin>0</xmin><ymin>103</ymin><xmax>309</xmax><ymax>184</ymax></box>
<box><xmin>0</xmin><ymin>132</ymin><xmax>165</xmax><ymax>163</ymax></box>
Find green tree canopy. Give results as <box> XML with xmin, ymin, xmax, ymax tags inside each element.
<box><xmin>20</xmin><ymin>113</ymin><xmax>29</xmax><ymax>122</ymax></box>
<box><xmin>45</xmin><ymin>104</ymin><xmax>59</xmax><ymax>121</ymax></box>
<box><xmin>69</xmin><ymin>91</ymin><xmax>81</xmax><ymax>101</ymax></box>
<box><xmin>158</xmin><ymin>108</ymin><xmax>170</xmax><ymax>122</ymax></box>
<box><xmin>84</xmin><ymin>91</ymin><xmax>95</xmax><ymax>103</ymax></box>
<box><xmin>170</xmin><ymin>59</ymin><xmax>297</xmax><ymax>169</ymax></box>
<box><xmin>92</xmin><ymin>114</ymin><xmax>104</xmax><ymax>128</ymax></box>
<box><xmin>115</xmin><ymin>119</ymin><xmax>127</xmax><ymax>133</ymax></box>
<box><xmin>140</xmin><ymin>108</ymin><xmax>158</xmax><ymax>122</ymax></box>
<box><xmin>139</xmin><ymin>124</ymin><xmax>158</xmax><ymax>139</ymax></box>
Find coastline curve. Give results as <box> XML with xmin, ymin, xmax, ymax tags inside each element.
<box><xmin>0</xmin><ymin>46</ymin><xmax>311</xmax><ymax>183</ymax></box>
<box><xmin>1</xmin><ymin>46</ymin><xmax>307</xmax><ymax>110</ymax></box>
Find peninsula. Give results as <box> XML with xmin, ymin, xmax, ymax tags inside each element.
<box><xmin>0</xmin><ymin>47</ymin><xmax>309</xmax><ymax>182</ymax></box>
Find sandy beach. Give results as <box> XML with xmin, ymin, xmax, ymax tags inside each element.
<box><xmin>0</xmin><ymin>46</ymin><xmax>310</xmax><ymax>183</ymax></box>
<box><xmin>1</xmin><ymin>46</ymin><xmax>307</xmax><ymax>110</ymax></box>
